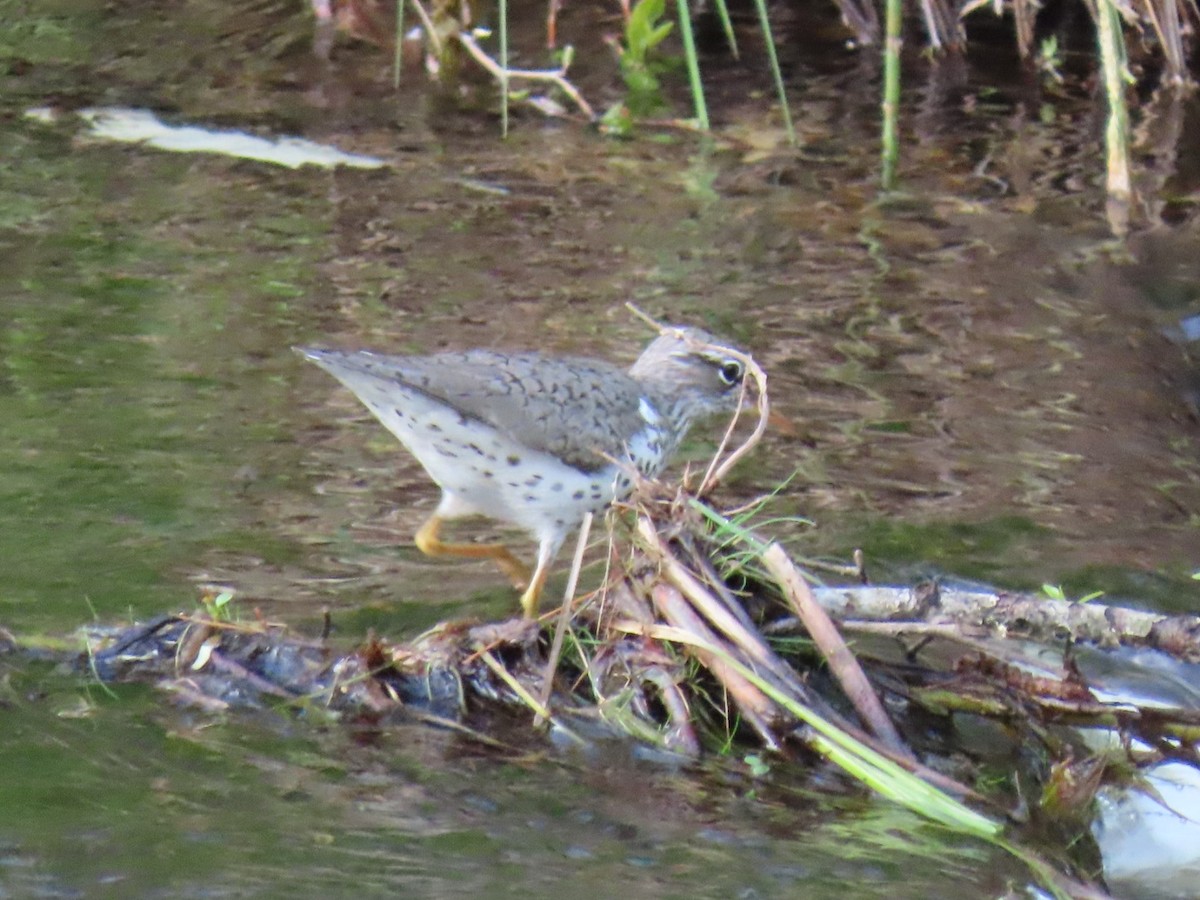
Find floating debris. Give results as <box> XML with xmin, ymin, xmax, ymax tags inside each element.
<box><xmin>25</xmin><ymin>106</ymin><xmax>387</xmax><ymax>170</ymax></box>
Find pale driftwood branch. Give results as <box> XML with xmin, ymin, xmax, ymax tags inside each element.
<box><xmin>762</xmin><ymin>544</ymin><xmax>909</xmax><ymax>757</ymax></box>
<box><xmin>767</xmin><ymin>584</ymin><xmax>1200</xmax><ymax>663</ymax></box>
<box><xmin>455</xmin><ymin>33</ymin><xmax>595</xmax><ymax>119</ymax></box>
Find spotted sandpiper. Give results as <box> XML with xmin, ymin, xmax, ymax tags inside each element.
<box><xmin>296</xmin><ymin>326</ymin><xmax>752</xmax><ymax>617</ymax></box>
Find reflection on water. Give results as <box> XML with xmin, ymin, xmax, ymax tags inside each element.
<box><xmin>0</xmin><ymin>0</ymin><xmax>1198</xmax><ymax>893</ymax></box>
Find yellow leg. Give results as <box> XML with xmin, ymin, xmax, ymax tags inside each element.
<box><xmin>414</xmin><ymin>515</ymin><xmax>531</xmax><ymax>589</ymax></box>
<box><xmin>518</xmin><ymin>564</ymin><xmax>550</xmax><ymax>619</ymax></box>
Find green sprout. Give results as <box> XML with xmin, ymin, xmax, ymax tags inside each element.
<box><xmin>1041</xmin><ymin>583</ymin><xmax>1105</xmax><ymax>604</ymax></box>
<box><xmin>201</xmin><ymin>589</ymin><xmax>236</xmax><ymax>622</ymax></box>
<box><xmin>601</xmin><ymin>0</ymin><xmax>675</xmax><ymax>133</ymax></box>
<box><xmin>1037</xmin><ymin>36</ymin><xmax>1065</xmax><ymax>85</ymax></box>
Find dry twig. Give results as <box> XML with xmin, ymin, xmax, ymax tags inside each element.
<box><xmin>455</xmin><ymin>32</ymin><xmax>596</xmax><ymax>119</ymax></box>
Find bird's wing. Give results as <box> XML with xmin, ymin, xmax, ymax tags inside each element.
<box><xmin>301</xmin><ymin>349</ymin><xmax>649</xmax><ymax>473</ymax></box>
<box><xmin>393</xmin><ymin>351</ymin><xmax>651</xmax><ymax>472</ymax></box>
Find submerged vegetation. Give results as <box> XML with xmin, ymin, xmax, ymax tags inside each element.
<box><xmin>324</xmin><ymin>0</ymin><xmax>1198</xmax><ymax>231</ymax></box>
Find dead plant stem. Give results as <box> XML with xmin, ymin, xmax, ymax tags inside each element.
<box><xmin>648</xmin><ymin>583</ymin><xmax>780</xmax><ymax>747</ymax></box>
<box><xmin>536</xmin><ymin>512</ymin><xmax>593</xmax><ymax>722</ymax></box>
<box><xmin>762</xmin><ymin>543</ymin><xmax>909</xmax><ymax>756</ymax></box>
<box><xmin>406</xmin><ymin>0</ymin><xmax>442</xmax><ymax>57</ymax></box>
<box><xmin>637</xmin><ymin>517</ymin><xmax>787</xmax><ymax>681</ymax></box>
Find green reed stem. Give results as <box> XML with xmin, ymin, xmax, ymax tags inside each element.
<box><xmin>393</xmin><ymin>0</ymin><xmax>406</xmax><ymax>87</ymax></box>
<box><xmin>1095</xmin><ymin>0</ymin><xmax>1131</xmax><ymax>202</ymax></box>
<box><xmin>711</xmin><ymin>0</ymin><xmax>740</xmax><ymax>58</ymax></box>
<box><xmin>751</xmin><ymin>0</ymin><xmax>795</xmax><ymax>145</ymax></box>
<box><xmin>500</xmin><ymin>0</ymin><xmax>510</xmax><ymax>137</ymax></box>
<box><xmin>880</xmin><ymin>0</ymin><xmax>902</xmax><ymax>188</ymax></box>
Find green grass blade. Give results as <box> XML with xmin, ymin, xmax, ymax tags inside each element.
<box><xmin>674</xmin><ymin>0</ymin><xmax>709</xmax><ymax>129</ymax></box>
<box><xmin>719</xmin><ymin>644</ymin><xmax>1002</xmax><ymax>836</ymax></box>
<box><xmin>636</xmin><ymin>620</ymin><xmax>999</xmax><ymax>835</ymax></box>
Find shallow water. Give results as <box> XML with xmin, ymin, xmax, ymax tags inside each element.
<box><xmin>1</xmin><ymin>0</ymin><xmax>1199</xmax><ymax>894</ymax></box>
<box><xmin>2</xmin><ymin>657</ymin><xmax>1029</xmax><ymax>898</ymax></box>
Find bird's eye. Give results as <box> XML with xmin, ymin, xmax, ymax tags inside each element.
<box><xmin>718</xmin><ymin>359</ymin><xmax>744</xmax><ymax>386</ymax></box>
